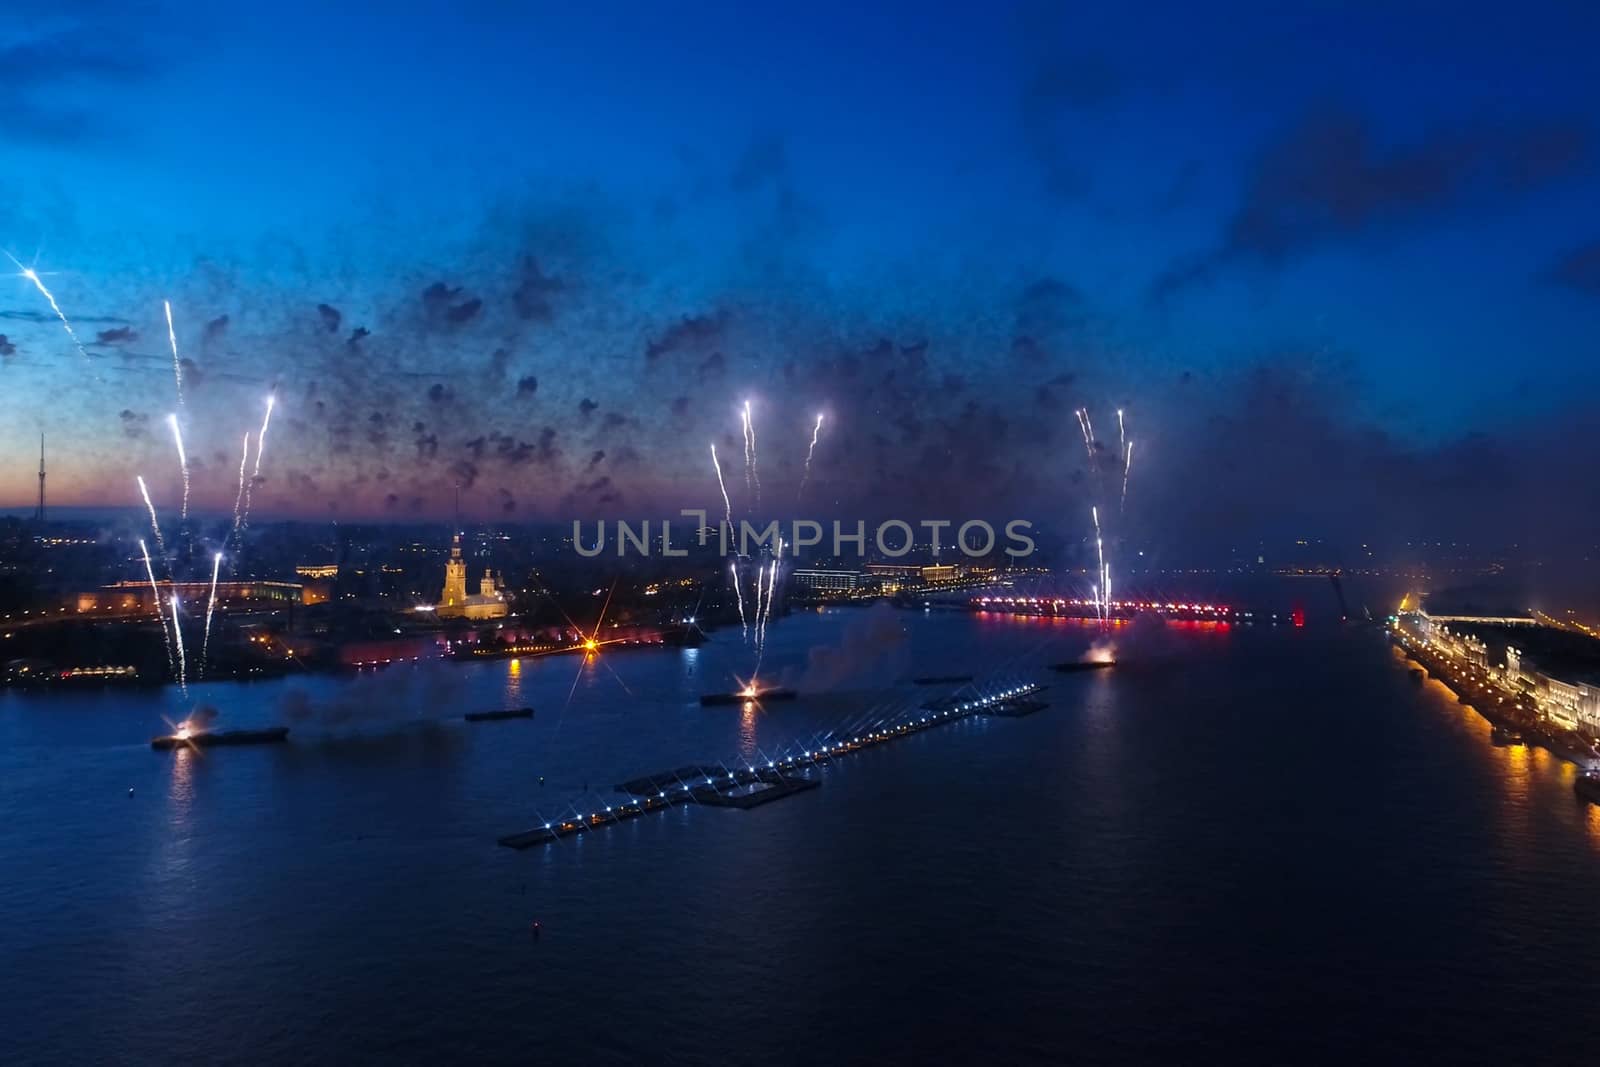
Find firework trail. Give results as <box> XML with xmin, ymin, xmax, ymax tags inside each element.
<box><xmin>741</xmin><ymin>400</ymin><xmax>761</xmax><ymax>506</ymax></box>
<box><xmin>1092</xmin><ymin>505</ymin><xmax>1107</xmax><ymax>623</ymax></box>
<box><xmin>239</xmin><ymin>395</ymin><xmax>277</xmax><ymax>536</ymax></box>
<box><xmin>201</xmin><ymin>552</ymin><xmax>222</xmax><ymax>675</ymax></box>
<box><xmin>169</xmin><ymin>593</ymin><xmax>188</xmax><ymax>693</ymax></box>
<box><xmin>139</xmin><ymin>539</ymin><xmax>175</xmax><ymax>676</ymax></box>
<box><xmin>799</xmin><ymin>413</ymin><xmax>824</xmax><ymax>499</ymax></box>
<box><xmin>5</xmin><ymin>252</ymin><xmax>95</xmax><ymax>372</ymax></box>
<box><xmin>230</xmin><ymin>432</ymin><xmax>252</xmax><ymax>546</ymax></box>
<box><xmin>167</xmin><ymin>414</ymin><xmax>190</xmax><ymax>520</ymax></box>
<box><xmin>730</xmin><ymin>560</ymin><xmax>747</xmax><ymax>638</ymax></box>
<box><xmin>1121</xmin><ymin>440</ymin><xmax>1134</xmax><ymax>513</ymax></box>
<box><xmin>710</xmin><ymin>443</ymin><xmax>733</xmax><ymax>533</ymax></box>
<box><xmin>753</xmin><ymin>563</ymin><xmax>767</xmax><ymax>650</ymax></box>
<box><xmin>1075</xmin><ymin>408</ymin><xmax>1096</xmax><ymax>468</ymax></box>
<box><xmin>164</xmin><ymin>300</ymin><xmax>184</xmax><ymax>409</ymax></box>
<box><xmin>136</xmin><ymin>476</ymin><xmax>167</xmax><ymax>557</ymax></box>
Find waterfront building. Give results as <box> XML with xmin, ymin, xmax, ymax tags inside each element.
<box><xmin>792</xmin><ymin>569</ymin><xmax>862</xmax><ymax>593</ymax></box>
<box><xmin>435</xmin><ymin>534</ymin><xmax>507</xmax><ymax>620</ymax></box>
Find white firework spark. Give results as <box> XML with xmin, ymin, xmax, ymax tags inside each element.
<box><xmin>170</xmin><ymin>593</ymin><xmax>188</xmax><ymax>693</ymax></box>
<box><xmin>799</xmin><ymin>413</ymin><xmax>824</xmax><ymax>498</ymax></box>
<box><xmin>730</xmin><ymin>560</ymin><xmax>747</xmax><ymax>638</ymax></box>
<box><xmin>1121</xmin><ymin>440</ymin><xmax>1134</xmax><ymax>513</ymax></box>
<box><xmin>5</xmin><ymin>252</ymin><xmax>95</xmax><ymax>372</ymax></box>
<box><xmin>164</xmin><ymin>300</ymin><xmax>184</xmax><ymax>409</ymax></box>
<box><xmin>136</xmin><ymin>476</ymin><xmax>166</xmax><ymax>557</ymax></box>
<box><xmin>139</xmin><ymin>539</ymin><xmax>175</xmax><ymax>676</ymax></box>
<box><xmin>167</xmin><ymin>414</ymin><xmax>190</xmax><ymax>520</ymax></box>
<box><xmin>710</xmin><ymin>442</ymin><xmax>733</xmax><ymax>533</ymax></box>
<box><xmin>230</xmin><ymin>432</ymin><xmax>252</xmax><ymax>547</ymax></box>
<box><xmin>202</xmin><ymin>552</ymin><xmax>222</xmax><ymax>675</ymax></box>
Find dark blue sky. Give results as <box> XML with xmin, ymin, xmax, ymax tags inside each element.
<box><xmin>2</xmin><ymin>2</ymin><xmax>1598</xmax><ymax>544</ymax></box>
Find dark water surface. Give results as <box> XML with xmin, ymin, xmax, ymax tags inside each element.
<box><xmin>5</xmin><ymin>608</ymin><xmax>1600</xmax><ymax>1063</ymax></box>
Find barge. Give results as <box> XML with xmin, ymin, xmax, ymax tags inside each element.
<box><xmin>1051</xmin><ymin>660</ymin><xmax>1115</xmax><ymax>673</ymax></box>
<box><xmin>700</xmin><ymin>687</ymin><xmax>798</xmax><ymax>707</ymax></box>
<box><xmin>151</xmin><ymin>726</ymin><xmax>289</xmax><ymax>750</ymax></box>
<box><xmin>464</xmin><ymin>706</ymin><xmax>534</xmax><ymax>722</ymax></box>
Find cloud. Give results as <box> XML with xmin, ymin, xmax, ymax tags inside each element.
<box><xmin>578</xmin><ymin>397</ymin><xmax>597</xmax><ymax>417</ymax></box>
<box><xmin>118</xmin><ymin>409</ymin><xmax>149</xmax><ymax>438</ymax></box>
<box><xmin>512</xmin><ymin>258</ymin><xmax>564</xmax><ymax>321</ymax></box>
<box><xmin>203</xmin><ymin>315</ymin><xmax>229</xmax><ymax>345</ymax></box>
<box><xmin>516</xmin><ymin>374</ymin><xmax>538</xmax><ymax>396</ymax></box>
<box><xmin>1154</xmin><ymin>108</ymin><xmax>1591</xmax><ymax>298</ymax></box>
<box><xmin>316</xmin><ymin>303</ymin><xmax>342</xmax><ymax>332</ymax></box>
<box><xmin>1547</xmin><ymin>239</ymin><xmax>1600</xmax><ymax>297</ymax></box>
<box><xmin>645</xmin><ymin>311</ymin><xmax>727</xmax><ymax>361</ymax></box>
<box><xmin>1020</xmin><ymin>53</ymin><xmax>1119</xmax><ymax>198</ymax></box>
<box><xmin>94</xmin><ymin>326</ymin><xmax>137</xmax><ymax>345</ymax></box>
<box><xmin>0</xmin><ymin>24</ymin><xmax>156</xmax><ymax>144</ymax></box>
<box><xmin>0</xmin><ymin>334</ymin><xmax>15</xmax><ymax>358</ymax></box>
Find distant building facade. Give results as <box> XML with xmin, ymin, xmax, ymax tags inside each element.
<box><xmin>792</xmin><ymin>569</ymin><xmax>862</xmax><ymax>593</ymax></box>
<box><xmin>435</xmin><ymin>534</ymin><xmax>507</xmax><ymax>620</ymax></box>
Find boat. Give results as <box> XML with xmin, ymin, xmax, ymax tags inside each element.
<box><xmin>911</xmin><ymin>674</ymin><xmax>974</xmax><ymax>685</ymax></box>
<box><xmin>1050</xmin><ymin>660</ymin><xmax>1114</xmax><ymax>673</ymax></box>
<box><xmin>1490</xmin><ymin>725</ymin><xmax>1524</xmax><ymax>746</ymax></box>
<box><xmin>700</xmin><ymin>688</ymin><xmax>798</xmax><ymax>707</ymax></box>
<box><xmin>1575</xmin><ymin>770</ymin><xmax>1600</xmax><ymax>805</ymax></box>
<box><xmin>464</xmin><ymin>706</ymin><xmax>534</xmax><ymax>722</ymax></box>
<box><xmin>151</xmin><ymin>726</ymin><xmax>289</xmax><ymax>750</ymax></box>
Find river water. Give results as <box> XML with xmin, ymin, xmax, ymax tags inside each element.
<box><xmin>5</xmin><ymin>606</ymin><xmax>1600</xmax><ymax>1063</ymax></box>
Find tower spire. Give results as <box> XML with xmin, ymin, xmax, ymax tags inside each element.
<box><xmin>35</xmin><ymin>434</ymin><xmax>45</xmax><ymax>523</ymax></box>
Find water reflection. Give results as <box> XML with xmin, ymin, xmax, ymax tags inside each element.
<box><xmin>503</xmin><ymin>658</ymin><xmax>523</xmax><ymax>706</ymax></box>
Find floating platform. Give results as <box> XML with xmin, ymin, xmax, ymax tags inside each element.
<box><xmin>693</xmin><ymin>774</ymin><xmax>818</xmax><ymax>808</ymax></box>
<box><xmin>699</xmin><ymin>688</ymin><xmax>798</xmax><ymax>707</ymax></box>
<box><xmin>151</xmin><ymin>726</ymin><xmax>289</xmax><ymax>750</ymax></box>
<box><xmin>500</xmin><ymin>681</ymin><xmax>1052</xmax><ymax>850</ymax></box>
<box><xmin>911</xmin><ymin>674</ymin><xmax>974</xmax><ymax>685</ymax></box>
<box><xmin>1050</xmin><ymin>660</ymin><xmax>1115</xmax><ymax>673</ymax></box>
<box><xmin>464</xmin><ymin>706</ymin><xmax>534</xmax><ymax>722</ymax></box>
<box><xmin>984</xmin><ymin>697</ymin><xmax>1051</xmax><ymax>718</ymax></box>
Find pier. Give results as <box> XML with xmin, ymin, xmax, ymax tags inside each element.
<box><xmin>498</xmin><ymin>681</ymin><xmax>1050</xmax><ymax>849</ymax></box>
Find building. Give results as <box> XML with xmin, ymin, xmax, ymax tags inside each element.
<box><xmin>77</xmin><ymin>579</ymin><xmax>314</xmax><ymax>613</ymax></box>
<box><xmin>1505</xmin><ymin>644</ymin><xmax>1600</xmax><ymax>734</ymax></box>
<box><xmin>921</xmin><ymin>563</ymin><xmax>961</xmax><ymax>583</ymax></box>
<box><xmin>791</xmin><ymin>569</ymin><xmax>862</xmax><ymax>593</ymax></box>
<box><xmin>434</xmin><ymin>534</ymin><xmax>507</xmax><ymax>620</ymax></box>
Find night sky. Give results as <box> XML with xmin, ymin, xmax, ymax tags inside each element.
<box><xmin>2</xmin><ymin>3</ymin><xmax>1598</xmax><ymax>549</ymax></box>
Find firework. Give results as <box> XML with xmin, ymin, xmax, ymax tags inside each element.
<box><xmin>164</xmin><ymin>300</ymin><xmax>184</xmax><ymax>409</ymax></box>
<box><xmin>5</xmin><ymin>252</ymin><xmax>95</xmax><ymax>371</ymax></box>
<box><xmin>1121</xmin><ymin>440</ymin><xmax>1134</xmax><ymax>512</ymax></box>
<box><xmin>202</xmin><ymin>552</ymin><xmax>222</xmax><ymax>675</ymax></box>
<box><xmin>1075</xmin><ymin>408</ymin><xmax>1095</xmax><ymax>467</ymax></box>
<box><xmin>139</xmin><ymin>539</ymin><xmax>175</xmax><ymax>675</ymax></box>
<box><xmin>799</xmin><ymin>413</ymin><xmax>824</xmax><ymax>498</ymax></box>
<box><xmin>710</xmin><ymin>442</ymin><xmax>733</xmax><ymax>532</ymax></box>
<box><xmin>753</xmin><ymin>562</ymin><xmax>766</xmax><ymax>648</ymax></box>
<box><xmin>1092</xmin><ymin>505</ymin><xmax>1106</xmax><ymax>623</ymax></box>
<box><xmin>239</xmin><ymin>395</ymin><xmax>276</xmax><ymax>536</ymax></box>
<box><xmin>136</xmin><ymin>476</ymin><xmax>166</xmax><ymax>557</ymax></box>
<box><xmin>230</xmin><ymin>432</ymin><xmax>252</xmax><ymax>546</ymax></box>
<box><xmin>730</xmin><ymin>560</ymin><xmax>747</xmax><ymax>638</ymax></box>
<box><xmin>167</xmin><ymin>414</ymin><xmax>190</xmax><ymax>520</ymax></box>
<box><xmin>253</xmin><ymin>394</ymin><xmax>276</xmax><ymax>477</ymax></box>
<box><xmin>170</xmin><ymin>593</ymin><xmax>188</xmax><ymax>692</ymax></box>
<box><xmin>742</xmin><ymin>400</ymin><xmax>761</xmax><ymax>506</ymax></box>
